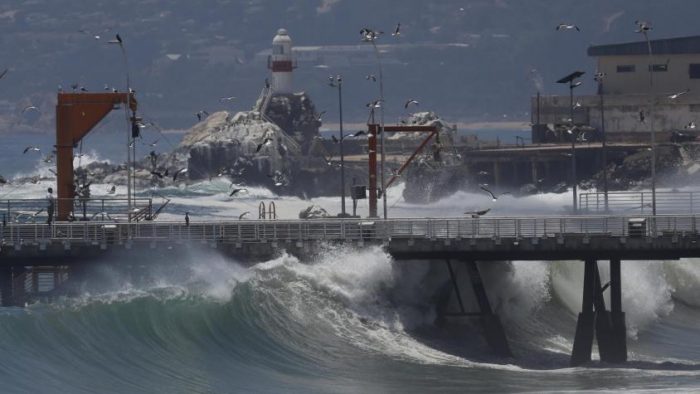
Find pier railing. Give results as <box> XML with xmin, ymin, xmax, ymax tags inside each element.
<box><xmin>579</xmin><ymin>191</ymin><xmax>700</xmax><ymax>214</ymax></box>
<box><xmin>0</xmin><ymin>198</ymin><xmax>153</xmax><ymax>224</ymax></box>
<box><xmin>0</xmin><ymin>215</ymin><xmax>697</xmax><ymax>246</ymax></box>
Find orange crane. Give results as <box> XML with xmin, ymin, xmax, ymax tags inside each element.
<box><xmin>55</xmin><ymin>92</ymin><xmax>137</xmax><ymax>220</ymax></box>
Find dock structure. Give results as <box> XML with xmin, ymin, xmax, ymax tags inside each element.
<box><xmin>2</xmin><ymin>214</ymin><xmax>700</xmax><ymax>365</ymax></box>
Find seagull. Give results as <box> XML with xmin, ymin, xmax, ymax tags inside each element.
<box><xmin>404</xmin><ymin>99</ymin><xmax>419</xmax><ymax>109</ymax></box>
<box><xmin>349</xmin><ymin>130</ymin><xmax>366</xmax><ymax>138</ymax></box>
<box><xmin>365</xmin><ymin>74</ymin><xmax>377</xmax><ymax>82</ymax></box>
<box><xmin>391</xmin><ymin>23</ymin><xmax>401</xmax><ymax>37</ymax></box>
<box><xmin>480</xmin><ymin>185</ymin><xmax>510</xmax><ymax>201</ymax></box>
<box><xmin>686</xmin><ymin>121</ymin><xmax>697</xmax><ymax>130</ymax></box>
<box><xmin>107</xmin><ymin>185</ymin><xmax>116</xmax><ymax>194</ymax></box>
<box><xmin>172</xmin><ymin>167</ymin><xmax>188</xmax><ymax>181</ymax></box>
<box><xmin>316</xmin><ymin>111</ymin><xmax>326</xmax><ymax>122</ymax></box>
<box><xmin>635</xmin><ymin>20</ymin><xmax>652</xmax><ymax>33</ymax></box>
<box><xmin>238</xmin><ymin>211</ymin><xmax>251</xmax><ymax>220</ymax></box>
<box><xmin>23</xmin><ymin>146</ymin><xmax>40</xmax><ymax>154</ymax></box>
<box><xmin>366</xmin><ymin>100</ymin><xmax>382</xmax><ymax>108</ymax></box>
<box><xmin>464</xmin><ymin>208</ymin><xmax>491</xmax><ymax>218</ymax></box>
<box><xmin>0</xmin><ymin>69</ymin><xmax>8</xmax><ymax>80</ymax></box>
<box><xmin>108</xmin><ymin>33</ymin><xmax>123</xmax><ymax>45</ymax></box>
<box><xmin>669</xmin><ymin>89</ymin><xmax>690</xmax><ymax>100</ymax></box>
<box><xmin>556</xmin><ymin>23</ymin><xmax>580</xmax><ymax>31</ymax></box>
<box><xmin>150</xmin><ymin>170</ymin><xmax>164</xmax><ymax>179</ymax></box>
<box><xmin>219</xmin><ymin>96</ymin><xmax>236</xmax><ymax>102</ymax></box>
<box><xmin>196</xmin><ymin>110</ymin><xmax>209</xmax><ymax>121</ymax></box>
<box><xmin>331</xmin><ymin>135</ymin><xmax>339</xmax><ymax>143</ymax></box>
<box><xmin>22</xmin><ymin>105</ymin><xmax>40</xmax><ymax>114</ymax></box>
<box><xmin>229</xmin><ymin>188</ymin><xmax>247</xmax><ymax>197</ymax></box>
<box><xmin>256</xmin><ymin>137</ymin><xmax>274</xmax><ymax>153</ymax></box>
<box><xmin>360</xmin><ymin>28</ymin><xmax>382</xmax><ymax>42</ymax></box>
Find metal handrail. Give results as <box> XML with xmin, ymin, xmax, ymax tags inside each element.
<box><xmin>579</xmin><ymin>191</ymin><xmax>700</xmax><ymax>214</ymax></box>
<box><xmin>0</xmin><ymin>215</ymin><xmax>696</xmax><ymax>246</ymax></box>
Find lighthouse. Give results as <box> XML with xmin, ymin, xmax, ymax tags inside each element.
<box><xmin>268</xmin><ymin>28</ymin><xmax>295</xmax><ymax>94</ymax></box>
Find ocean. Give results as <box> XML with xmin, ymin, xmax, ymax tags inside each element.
<box><xmin>1</xmin><ymin>131</ymin><xmax>700</xmax><ymax>393</ymax></box>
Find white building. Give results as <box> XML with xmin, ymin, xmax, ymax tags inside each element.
<box><xmin>533</xmin><ymin>35</ymin><xmax>700</xmax><ymax>142</ymax></box>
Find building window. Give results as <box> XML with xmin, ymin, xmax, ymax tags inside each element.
<box><xmin>690</xmin><ymin>64</ymin><xmax>700</xmax><ymax>79</ymax></box>
<box><xmin>617</xmin><ymin>65</ymin><xmax>635</xmax><ymax>73</ymax></box>
<box><xmin>649</xmin><ymin>64</ymin><xmax>668</xmax><ymax>72</ymax></box>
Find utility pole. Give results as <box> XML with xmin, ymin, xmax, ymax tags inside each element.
<box><xmin>595</xmin><ymin>72</ymin><xmax>609</xmax><ymax>211</ymax></box>
<box><xmin>329</xmin><ymin>75</ymin><xmax>347</xmax><ymax>217</ymax></box>
<box><xmin>557</xmin><ymin>71</ymin><xmax>585</xmax><ymax>214</ymax></box>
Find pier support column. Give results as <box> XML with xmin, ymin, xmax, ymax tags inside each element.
<box><xmin>571</xmin><ymin>259</ymin><xmax>596</xmax><ymax>366</ymax></box>
<box><xmin>493</xmin><ymin>161</ymin><xmax>501</xmax><ymax>189</ymax></box>
<box><xmin>464</xmin><ymin>260</ymin><xmax>512</xmax><ymax>358</ymax></box>
<box><xmin>0</xmin><ymin>266</ymin><xmax>12</xmax><ymax>307</ymax></box>
<box><xmin>608</xmin><ymin>258</ymin><xmax>627</xmax><ymax>363</ymax></box>
<box><xmin>571</xmin><ymin>259</ymin><xmax>624</xmax><ymax>366</ymax></box>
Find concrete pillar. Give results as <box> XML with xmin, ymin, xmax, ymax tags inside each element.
<box><xmin>531</xmin><ymin>160</ymin><xmax>538</xmax><ymax>185</ymax></box>
<box><xmin>571</xmin><ymin>259</ymin><xmax>595</xmax><ymax>366</ymax></box>
<box><xmin>0</xmin><ymin>266</ymin><xmax>12</xmax><ymax>307</ymax></box>
<box><xmin>464</xmin><ymin>260</ymin><xmax>512</xmax><ymax>358</ymax></box>
<box><xmin>608</xmin><ymin>258</ymin><xmax>628</xmax><ymax>363</ymax></box>
<box><xmin>493</xmin><ymin>161</ymin><xmax>501</xmax><ymax>189</ymax></box>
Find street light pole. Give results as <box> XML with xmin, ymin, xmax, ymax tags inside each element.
<box><xmin>557</xmin><ymin>71</ymin><xmax>584</xmax><ymax>214</ymax></box>
<box><xmin>361</xmin><ymin>28</ymin><xmax>387</xmax><ymax>219</ymax></box>
<box><xmin>637</xmin><ymin>22</ymin><xmax>657</xmax><ymax>215</ymax></box>
<box><xmin>595</xmin><ymin>72</ymin><xmax>609</xmax><ymax>211</ymax></box>
<box><xmin>569</xmin><ymin>81</ymin><xmax>578</xmax><ymax>213</ymax></box>
<box><xmin>329</xmin><ymin>75</ymin><xmax>347</xmax><ymax>217</ymax></box>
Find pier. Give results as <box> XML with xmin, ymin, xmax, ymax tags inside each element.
<box><xmin>2</xmin><ymin>214</ymin><xmax>700</xmax><ymax>365</ymax></box>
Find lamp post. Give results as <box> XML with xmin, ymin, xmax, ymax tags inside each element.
<box><xmin>636</xmin><ymin>20</ymin><xmax>657</xmax><ymax>215</ymax></box>
<box><xmin>557</xmin><ymin>71</ymin><xmax>585</xmax><ymax>213</ymax></box>
<box><xmin>328</xmin><ymin>75</ymin><xmax>347</xmax><ymax>217</ymax></box>
<box><xmin>595</xmin><ymin>71</ymin><xmax>609</xmax><ymax>211</ymax></box>
<box><xmin>108</xmin><ymin>34</ymin><xmax>134</xmax><ymax>219</ymax></box>
<box><xmin>361</xmin><ymin>28</ymin><xmax>387</xmax><ymax>219</ymax></box>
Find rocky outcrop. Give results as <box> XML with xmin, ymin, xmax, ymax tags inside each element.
<box><xmin>265</xmin><ymin>92</ymin><xmax>321</xmax><ymax>153</ymax></box>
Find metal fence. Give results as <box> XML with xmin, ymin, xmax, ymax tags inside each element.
<box><xmin>579</xmin><ymin>191</ymin><xmax>700</xmax><ymax>214</ymax></box>
<box><xmin>1</xmin><ymin>215</ymin><xmax>697</xmax><ymax>246</ymax></box>
<box><xmin>0</xmin><ymin>198</ymin><xmax>153</xmax><ymax>224</ymax></box>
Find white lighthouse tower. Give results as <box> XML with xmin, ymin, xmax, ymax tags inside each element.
<box><xmin>268</xmin><ymin>28</ymin><xmax>295</xmax><ymax>94</ymax></box>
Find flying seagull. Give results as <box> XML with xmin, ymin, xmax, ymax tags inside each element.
<box><xmin>23</xmin><ymin>146</ymin><xmax>41</xmax><ymax>154</ymax></box>
<box><xmin>480</xmin><ymin>185</ymin><xmax>510</xmax><ymax>201</ymax></box>
<box><xmin>331</xmin><ymin>135</ymin><xmax>339</xmax><ymax>143</ymax></box>
<box><xmin>229</xmin><ymin>188</ymin><xmax>247</xmax><ymax>197</ymax></box>
<box><xmin>238</xmin><ymin>211</ymin><xmax>250</xmax><ymax>220</ymax></box>
<box><xmin>686</xmin><ymin>121</ymin><xmax>697</xmax><ymax>130</ymax></box>
<box><xmin>0</xmin><ymin>69</ymin><xmax>8</xmax><ymax>80</ymax></box>
<box><xmin>349</xmin><ymin>130</ymin><xmax>366</xmax><ymax>138</ymax></box>
<box><xmin>556</xmin><ymin>23</ymin><xmax>580</xmax><ymax>31</ymax></box>
<box><xmin>150</xmin><ymin>170</ymin><xmax>165</xmax><ymax>179</ymax></box>
<box><xmin>464</xmin><ymin>208</ymin><xmax>491</xmax><ymax>218</ymax></box>
<box><xmin>316</xmin><ymin>111</ymin><xmax>326</xmax><ymax>122</ymax></box>
<box><xmin>108</xmin><ymin>33</ymin><xmax>123</xmax><ymax>45</ymax></box>
<box><xmin>392</xmin><ymin>23</ymin><xmax>401</xmax><ymax>37</ymax></box>
<box><xmin>366</xmin><ymin>100</ymin><xmax>382</xmax><ymax>108</ymax></box>
<box><xmin>360</xmin><ymin>28</ymin><xmax>382</xmax><ymax>42</ymax></box>
<box><xmin>172</xmin><ymin>167</ymin><xmax>188</xmax><ymax>181</ymax></box>
<box><xmin>220</xmin><ymin>96</ymin><xmax>236</xmax><ymax>102</ymax></box>
<box><xmin>107</xmin><ymin>185</ymin><xmax>116</xmax><ymax>194</ymax></box>
<box><xmin>365</xmin><ymin>74</ymin><xmax>377</xmax><ymax>82</ymax></box>
<box><xmin>404</xmin><ymin>99</ymin><xmax>419</xmax><ymax>109</ymax></box>
<box><xmin>669</xmin><ymin>89</ymin><xmax>690</xmax><ymax>100</ymax></box>
<box><xmin>635</xmin><ymin>20</ymin><xmax>652</xmax><ymax>33</ymax></box>
<box><xmin>22</xmin><ymin>105</ymin><xmax>39</xmax><ymax>114</ymax></box>
<box><xmin>256</xmin><ymin>137</ymin><xmax>274</xmax><ymax>153</ymax></box>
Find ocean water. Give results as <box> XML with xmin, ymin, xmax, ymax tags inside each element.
<box><xmin>1</xmin><ymin>132</ymin><xmax>700</xmax><ymax>393</ymax></box>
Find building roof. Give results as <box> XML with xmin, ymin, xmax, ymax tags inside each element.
<box><xmin>588</xmin><ymin>35</ymin><xmax>700</xmax><ymax>57</ymax></box>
